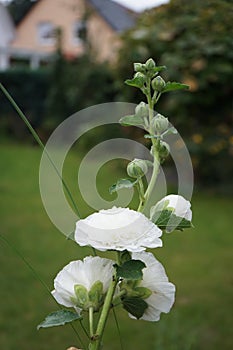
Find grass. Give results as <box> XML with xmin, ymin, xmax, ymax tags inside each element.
<box><xmin>0</xmin><ymin>144</ymin><xmax>232</xmax><ymax>350</ymax></box>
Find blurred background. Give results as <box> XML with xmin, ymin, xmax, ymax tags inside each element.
<box><xmin>0</xmin><ymin>0</ymin><xmax>232</xmax><ymax>349</ymax></box>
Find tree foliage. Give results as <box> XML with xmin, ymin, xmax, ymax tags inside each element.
<box><xmin>117</xmin><ymin>0</ymin><xmax>233</xmax><ymax>187</ymax></box>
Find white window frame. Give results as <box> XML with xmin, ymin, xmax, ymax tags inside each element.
<box><xmin>37</xmin><ymin>21</ymin><xmax>56</xmax><ymax>46</ymax></box>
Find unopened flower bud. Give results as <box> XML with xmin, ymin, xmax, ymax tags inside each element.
<box><xmin>135</xmin><ymin>102</ymin><xmax>148</xmax><ymax>118</ymax></box>
<box><xmin>88</xmin><ymin>281</ymin><xmax>104</xmax><ymax>311</ymax></box>
<box><xmin>134</xmin><ymin>62</ymin><xmax>145</xmax><ymax>73</ymax></box>
<box><xmin>151</xmin><ymin>114</ymin><xmax>169</xmax><ymax>134</ymax></box>
<box><xmin>127</xmin><ymin>159</ymin><xmax>148</xmax><ymax>178</ymax></box>
<box><xmin>159</xmin><ymin>141</ymin><xmax>170</xmax><ymax>159</ymax></box>
<box><xmin>145</xmin><ymin>58</ymin><xmax>156</xmax><ymax>70</ymax></box>
<box><xmin>74</xmin><ymin>285</ymin><xmax>89</xmax><ymax>309</ymax></box>
<box><xmin>151</xmin><ymin>76</ymin><xmax>166</xmax><ymax>92</ymax></box>
<box><xmin>134</xmin><ymin>72</ymin><xmax>146</xmax><ymax>87</ymax></box>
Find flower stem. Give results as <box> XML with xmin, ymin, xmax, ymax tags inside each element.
<box><xmin>140</xmin><ymin>78</ymin><xmax>161</xmax><ymax>211</ymax></box>
<box><xmin>89</xmin><ymin>274</ymin><xmax>118</xmax><ymax>350</ymax></box>
<box><xmin>89</xmin><ymin>307</ymin><xmax>94</xmax><ymax>338</ymax></box>
<box><xmin>143</xmin><ymin>149</ymin><xmax>160</xmax><ymax>207</ymax></box>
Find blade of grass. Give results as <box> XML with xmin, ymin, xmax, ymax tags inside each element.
<box><xmin>0</xmin><ymin>83</ymin><xmax>81</xmax><ymax>219</ymax></box>
<box><xmin>112</xmin><ymin>307</ymin><xmax>124</xmax><ymax>350</ymax></box>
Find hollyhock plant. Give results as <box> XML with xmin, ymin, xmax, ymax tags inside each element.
<box><xmin>35</xmin><ymin>58</ymin><xmax>193</xmax><ymax>350</ymax></box>
<box><xmin>0</xmin><ymin>58</ymin><xmax>193</xmax><ymax>350</ymax></box>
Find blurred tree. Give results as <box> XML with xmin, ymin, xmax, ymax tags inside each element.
<box><xmin>45</xmin><ymin>35</ymin><xmax>117</xmax><ymax>131</ymax></box>
<box><xmin>7</xmin><ymin>0</ymin><xmax>37</xmax><ymax>25</ymax></box>
<box><xmin>117</xmin><ymin>0</ymin><xmax>233</xmax><ymax>188</ymax></box>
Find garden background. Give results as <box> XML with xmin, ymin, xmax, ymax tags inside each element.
<box><xmin>0</xmin><ymin>0</ymin><xmax>232</xmax><ymax>349</ymax></box>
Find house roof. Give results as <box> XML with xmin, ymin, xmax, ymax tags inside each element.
<box><xmin>88</xmin><ymin>0</ymin><xmax>136</xmax><ymax>32</ymax></box>
<box><xmin>11</xmin><ymin>0</ymin><xmax>136</xmax><ymax>32</ymax></box>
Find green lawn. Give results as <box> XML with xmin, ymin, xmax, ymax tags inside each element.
<box><xmin>0</xmin><ymin>144</ymin><xmax>232</xmax><ymax>350</ymax></box>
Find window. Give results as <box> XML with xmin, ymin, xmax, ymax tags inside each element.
<box><xmin>37</xmin><ymin>21</ymin><xmax>56</xmax><ymax>45</ymax></box>
<box><xmin>72</xmin><ymin>20</ymin><xmax>86</xmax><ymax>45</ymax></box>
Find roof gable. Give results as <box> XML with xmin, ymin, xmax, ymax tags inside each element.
<box><xmin>12</xmin><ymin>0</ymin><xmax>135</xmax><ymax>33</ymax></box>
<box><xmin>88</xmin><ymin>0</ymin><xmax>135</xmax><ymax>32</ymax></box>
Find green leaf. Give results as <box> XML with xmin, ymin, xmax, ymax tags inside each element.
<box><xmin>109</xmin><ymin>178</ymin><xmax>137</xmax><ymax>194</ymax></box>
<box><xmin>119</xmin><ymin>114</ymin><xmax>145</xmax><ymax>127</ymax></box>
<box><xmin>115</xmin><ymin>259</ymin><xmax>146</xmax><ymax>280</ymax></box>
<box><xmin>125</xmin><ymin>75</ymin><xmax>145</xmax><ymax>88</ymax></box>
<box><xmin>151</xmin><ymin>209</ymin><xmax>192</xmax><ymax>233</ymax></box>
<box><xmin>162</xmin><ymin>82</ymin><xmax>189</xmax><ymax>93</ymax></box>
<box><xmin>151</xmin><ymin>65</ymin><xmax>167</xmax><ymax>74</ymax></box>
<box><xmin>122</xmin><ymin>297</ymin><xmax>148</xmax><ymax>319</ymax></box>
<box><xmin>37</xmin><ymin>310</ymin><xmax>82</xmax><ymax>330</ymax></box>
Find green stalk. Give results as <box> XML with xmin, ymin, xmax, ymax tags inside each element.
<box><xmin>137</xmin><ymin>177</ymin><xmax>145</xmax><ymax>212</ymax></box>
<box><xmin>143</xmin><ymin>147</ymin><xmax>160</xmax><ymax>205</ymax></box>
<box><xmin>0</xmin><ymin>83</ymin><xmax>81</xmax><ymax>218</ymax></box>
<box><xmin>89</xmin><ymin>275</ymin><xmax>118</xmax><ymax>350</ymax></box>
<box><xmin>140</xmin><ymin>78</ymin><xmax>161</xmax><ymax>211</ymax></box>
<box><xmin>89</xmin><ymin>307</ymin><xmax>94</xmax><ymax>338</ymax></box>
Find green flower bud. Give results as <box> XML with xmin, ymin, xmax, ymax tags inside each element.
<box><xmin>88</xmin><ymin>281</ymin><xmax>104</xmax><ymax>311</ymax></box>
<box><xmin>151</xmin><ymin>76</ymin><xmax>166</xmax><ymax>92</ymax></box>
<box><xmin>159</xmin><ymin>141</ymin><xmax>170</xmax><ymax>159</ymax></box>
<box><xmin>134</xmin><ymin>62</ymin><xmax>145</xmax><ymax>73</ymax></box>
<box><xmin>151</xmin><ymin>114</ymin><xmax>169</xmax><ymax>134</ymax></box>
<box><xmin>74</xmin><ymin>284</ymin><xmax>89</xmax><ymax>309</ymax></box>
<box><xmin>127</xmin><ymin>159</ymin><xmax>148</xmax><ymax>178</ymax></box>
<box><xmin>135</xmin><ymin>101</ymin><xmax>148</xmax><ymax>118</ymax></box>
<box><xmin>120</xmin><ymin>280</ymin><xmax>152</xmax><ymax>299</ymax></box>
<box><xmin>134</xmin><ymin>286</ymin><xmax>152</xmax><ymax>299</ymax></box>
<box><xmin>134</xmin><ymin>72</ymin><xmax>146</xmax><ymax>87</ymax></box>
<box><xmin>145</xmin><ymin>58</ymin><xmax>156</xmax><ymax>70</ymax></box>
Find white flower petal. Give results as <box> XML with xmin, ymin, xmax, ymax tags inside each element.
<box><xmin>51</xmin><ymin>289</ymin><xmax>74</xmax><ymax>308</ymax></box>
<box><xmin>52</xmin><ymin>256</ymin><xmax>114</xmax><ymax>309</ymax></box>
<box><xmin>75</xmin><ymin>207</ymin><xmax>162</xmax><ymax>252</ymax></box>
<box><xmin>130</xmin><ymin>251</ymin><xmax>175</xmax><ymax>322</ymax></box>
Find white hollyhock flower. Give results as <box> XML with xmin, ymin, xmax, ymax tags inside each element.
<box><xmin>152</xmin><ymin>194</ymin><xmax>192</xmax><ymax>221</ymax></box>
<box><xmin>130</xmin><ymin>251</ymin><xmax>175</xmax><ymax>321</ymax></box>
<box><xmin>75</xmin><ymin>207</ymin><xmax>162</xmax><ymax>252</ymax></box>
<box><xmin>52</xmin><ymin>256</ymin><xmax>114</xmax><ymax>311</ymax></box>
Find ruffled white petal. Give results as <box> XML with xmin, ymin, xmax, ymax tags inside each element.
<box><xmin>75</xmin><ymin>207</ymin><xmax>162</xmax><ymax>252</ymax></box>
<box><xmin>131</xmin><ymin>251</ymin><xmax>175</xmax><ymax>321</ymax></box>
<box><xmin>52</xmin><ymin>256</ymin><xmax>114</xmax><ymax>309</ymax></box>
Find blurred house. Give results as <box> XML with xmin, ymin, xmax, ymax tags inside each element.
<box><xmin>0</xmin><ymin>0</ymin><xmax>135</xmax><ymax>70</ymax></box>
<box><xmin>0</xmin><ymin>3</ymin><xmax>15</xmax><ymax>70</ymax></box>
